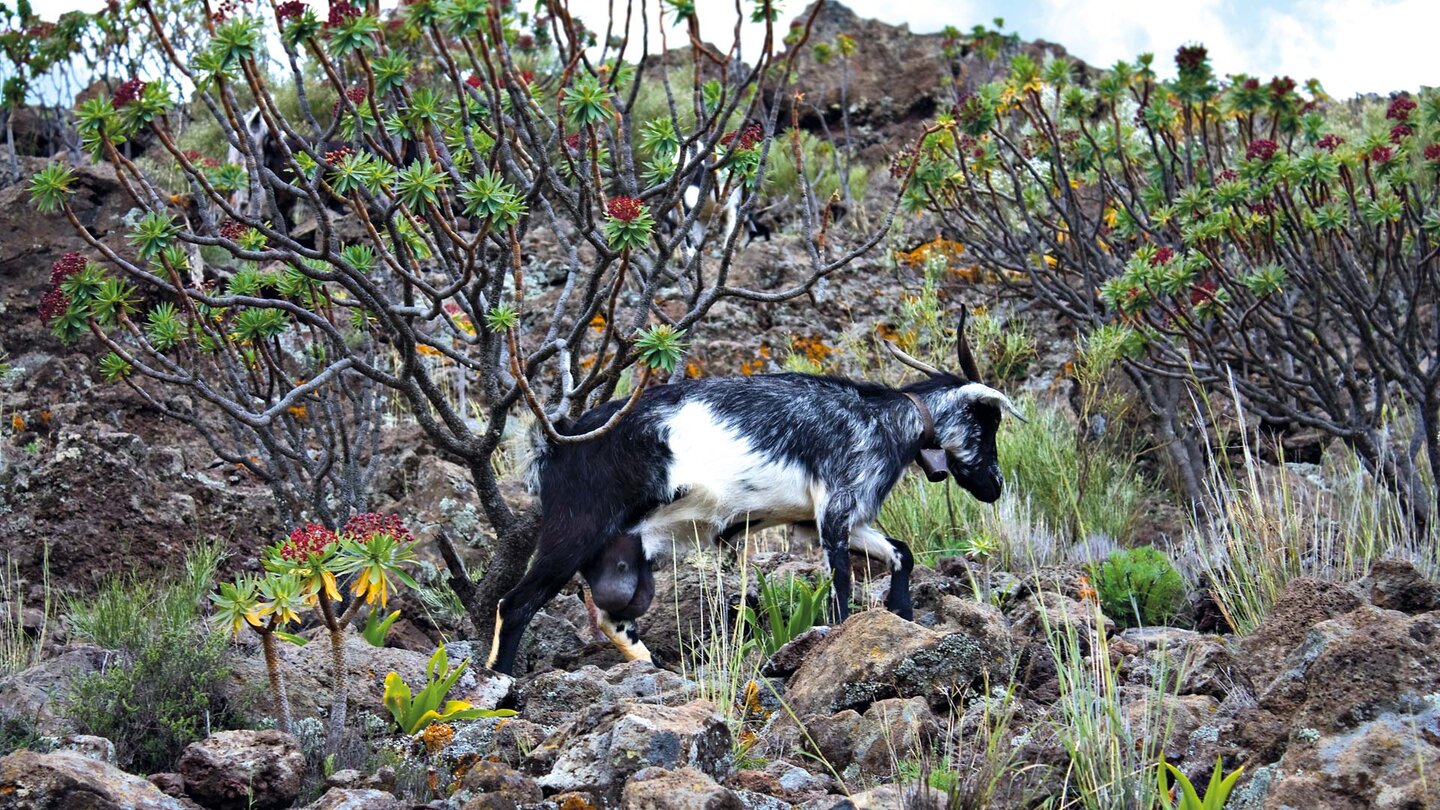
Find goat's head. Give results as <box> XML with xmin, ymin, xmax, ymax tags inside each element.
<box><xmin>885</xmin><ymin>308</ymin><xmax>1025</xmax><ymax>503</ymax></box>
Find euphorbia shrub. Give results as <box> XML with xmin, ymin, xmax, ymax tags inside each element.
<box><xmin>913</xmin><ymin>41</ymin><xmax>1438</xmax><ymax>521</ymax></box>
<box><xmin>30</xmin><ymin>0</ymin><xmax>915</xmax><ymax>643</ymax></box>
<box><xmin>210</xmin><ymin>512</ymin><xmax>417</xmax><ymax>747</ymax></box>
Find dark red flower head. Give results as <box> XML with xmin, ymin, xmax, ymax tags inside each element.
<box><xmin>1390</xmin><ymin>123</ymin><xmax>1413</xmax><ymax>144</ymax></box>
<box><xmin>201</xmin><ymin>157</ymin><xmax>221</xmax><ymax>168</ymax></box>
<box><xmin>326</xmin><ymin>0</ymin><xmax>360</xmax><ymax>27</ymax></box>
<box><xmin>112</xmin><ymin>78</ymin><xmax>146</xmax><ymax>107</ymax></box>
<box><xmin>324</xmin><ymin>146</ymin><xmax>354</xmax><ymax>164</ymax></box>
<box><xmin>1424</xmin><ymin>143</ymin><xmax>1440</xmax><ymax>163</ymax></box>
<box><xmin>607</xmin><ymin>196</ymin><xmax>644</xmax><ymax>222</ymax></box>
<box><xmin>345</xmin><ymin>86</ymin><xmax>367</xmax><ymax>104</ymax></box>
<box><xmin>518</xmin><ymin>70</ymin><xmax>534</xmax><ymax>87</ymax></box>
<box><xmin>465</xmin><ymin>73</ymin><xmax>482</xmax><ymax>88</ymax></box>
<box><xmin>1241</xmin><ymin>78</ymin><xmax>1260</xmax><ymax>91</ymax></box>
<box><xmin>1246</xmin><ymin>139</ymin><xmax>1279</xmax><ymax>162</ymax></box>
<box><xmin>1316</xmin><ymin>134</ymin><xmax>1344</xmax><ymax>152</ymax></box>
<box><xmin>343</xmin><ymin>512</ymin><xmax>412</xmax><ymax>543</ymax></box>
<box><xmin>1190</xmin><ymin>278</ymin><xmax>1218</xmax><ymax>307</ymax></box>
<box><xmin>1149</xmin><ymin>246</ymin><xmax>1175</xmax><ymax>267</ymax></box>
<box><xmin>281</xmin><ymin>524</ymin><xmax>339</xmax><ymax>560</ymax></box>
<box><xmin>1386</xmin><ymin>95</ymin><xmax>1417</xmax><ymax>121</ymax></box>
<box><xmin>50</xmin><ymin>252</ymin><xmax>86</xmax><ymax>286</ymax></box>
<box><xmin>564</xmin><ymin>132</ymin><xmax>582</xmax><ymax>152</ymax></box>
<box><xmin>516</xmin><ymin>34</ymin><xmax>535</xmax><ymax>49</ymax></box>
<box><xmin>181</xmin><ymin>149</ymin><xmax>203</xmax><ymax>162</ymax></box>
<box><xmin>39</xmin><ymin>288</ymin><xmax>70</xmax><ymax>324</ymax></box>
<box><xmin>1269</xmin><ymin>76</ymin><xmax>1296</xmax><ymax>98</ymax></box>
<box><xmin>1175</xmin><ymin>45</ymin><xmax>1208</xmax><ymax>73</ymax></box>
<box><xmin>276</xmin><ymin>0</ymin><xmax>307</xmax><ymax>20</ymax></box>
<box><xmin>1371</xmin><ymin>145</ymin><xmax>1394</xmax><ymax>163</ymax></box>
<box><xmin>220</xmin><ymin>220</ymin><xmax>249</xmax><ymax>240</ymax></box>
<box><xmin>1217</xmin><ymin>169</ymin><xmax>1239</xmax><ymax>183</ymax></box>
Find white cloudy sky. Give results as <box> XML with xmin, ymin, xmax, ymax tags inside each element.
<box><xmin>23</xmin><ymin>0</ymin><xmax>1440</xmax><ymax>98</ymax></box>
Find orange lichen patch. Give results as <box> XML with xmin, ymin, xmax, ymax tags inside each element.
<box><xmin>741</xmin><ymin>680</ymin><xmax>770</xmax><ymax>719</ymax></box>
<box><xmin>947</xmin><ymin>265</ymin><xmax>983</xmax><ymax>282</ymax></box>
<box><xmin>420</xmin><ymin>722</ymin><xmax>455</xmax><ymax>754</ymax></box>
<box><xmin>416</xmin><ymin>344</ymin><xmax>444</xmax><ymax>357</ymax></box>
<box><xmin>450</xmin><ymin>753</ymin><xmax>479</xmax><ymax>781</ymax></box>
<box><xmin>896</xmin><ymin>237</ymin><xmax>966</xmax><ymax>268</ymax></box>
<box><xmin>1077</xmin><ymin>574</ymin><xmax>1098</xmax><ymax>604</ymax></box>
<box><xmin>38</xmin><ymin>410</ymin><xmax>52</xmax><ymax>425</ymax></box>
<box><xmin>10</xmin><ymin>414</ymin><xmax>25</xmax><ymax>432</ymax></box>
<box><xmin>876</xmin><ymin>323</ymin><xmax>900</xmax><ymax>343</ymax></box>
<box><xmin>559</xmin><ymin>795</ymin><xmax>598</xmax><ymax>810</ymax></box>
<box><xmin>589</xmin><ymin>313</ymin><xmax>607</xmax><ymax>331</ymax></box>
<box><xmin>684</xmin><ymin>360</ymin><xmax>704</xmax><ymax>379</ymax></box>
<box><xmin>790</xmin><ymin>335</ymin><xmax>832</xmax><ymax>365</ymax></box>
<box><xmin>580</xmin><ymin>354</ymin><xmax>598</xmax><ymax>371</ymax></box>
<box><xmin>286</xmin><ymin>405</ymin><xmax>308</xmax><ymax>420</ymax></box>
<box><xmin>739</xmin><ymin>358</ymin><xmax>766</xmax><ymax>376</ymax></box>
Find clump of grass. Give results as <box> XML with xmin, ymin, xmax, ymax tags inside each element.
<box><xmin>766</xmin><ymin>130</ymin><xmax>868</xmax><ymax>206</ymax></box>
<box><xmin>1187</xmin><ymin>392</ymin><xmax>1437</xmax><ymax>634</ymax></box>
<box><xmin>64</xmin><ymin>540</ymin><xmax>243</xmax><ymax>773</ymax></box>
<box><xmin>1</xmin><ymin>549</ymin><xmax>50</xmax><ymax>678</ymax></box>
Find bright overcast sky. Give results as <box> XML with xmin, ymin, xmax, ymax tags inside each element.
<box><xmin>23</xmin><ymin>0</ymin><xmax>1440</xmax><ymax>99</ymax></box>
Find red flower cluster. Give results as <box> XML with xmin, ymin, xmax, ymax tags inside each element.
<box><xmin>326</xmin><ymin>0</ymin><xmax>360</xmax><ymax>27</ymax></box>
<box><xmin>1425</xmin><ymin>143</ymin><xmax>1440</xmax><ymax>163</ymax></box>
<box><xmin>1175</xmin><ymin>45</ymin><xmax>1208</xmax><ymax>72</ymax></box>
<box><xmin>1190</xmin><ymin>278</ymin><xmax>1218</xmax><ymax>307</ymax></box>
<box><xmin>1390</xmin><ymin>124</ymin><xmax>1414</xmax><ymax>144</ymax></box>
<box><xmin>344</xmin><ymin>86</ymin><xmax>367</xmax><ymax>105</ymax></box>
<box><xmin>181</xmin><ymin>149</ymin><xmax>203</xmax><ymax>162</ymax></box>
<box><xmin>516</xmin><ymin>34</ymin><xmax>535</xmax><ymax>49</ymax></box>
<box><xmin>1241</xmin><ymin>78</ymin><xmax>1260</xmax><ymax>91</ymax></box>
<box><xmin>720</xmin><ymin>124</ymin><xmax>763</xmax><ymax>151</ymax></box>
<box><xmin>1316</xmin><ymin>134</ymin><xmax>1344</xmax><ymax>152</ymax></box>
<box><xmin>1217</xmin><ymin>169</ymin><xmax>1239</xmax><ymax>182</ymax></box>
<box><xmin>465</xmin><ymin>74</ymin><xmax>482</xmax><ymax>88</ymax></box>
<box><xmin>514</xmin><ymin>70</ymin><xmax>534</xmax><ymax>88</ymax></box>
<box><xmin>112</xmin><ymin>78</ymin><xmax>146</xmax><ymax>108</ymax></box>
<box><xmin>1269</xmin><ymin>76</ymin><xmax>1296</xmax><ymax>98</ymax></box>
<box><xmin>606</xmin><ymin>196</ymin><xmax>644</xmax><ymax>222</ymax></box>
<box><xmin>564</xmin><ymin>132</ymin><xmax>582</xmax><ymax>152</ymax></box>
<box><xmin>324</xmin><ymin>146</ymin><xmax>354</xmax><ymax>164</ymax></box>
<box><xmin>220</xmin><ymin>220</ymin><xmax>249</xmax><ymax>240</ymax></box>
<box><xmin>280</xmin><ymin>523</ymin><xmax>339</xmax><ymax>561</ymax></box>
<box><xmin>1370</xmin><ymin>145</ymin><xmax>1394</xmax><ymax>163</ymax></box>
<box><xmin>39</xmin><ymin>253</ymin><xmax>86</xmax><ymax>324</ymax></box>
<box><xmin>343</xmin><ymin>512</ymin><xmax>412</xmax><ymax>543</ymax></box>
<box><xmin>1246</xmin><ymin>139</ymin><xmax>1279</xmax><ymax>162</ymax></box>
<box><xmin>1149</xmin><ymin>246</ymin><xmax>1175</xmax><ymax>267</ymax></box>
<box><xmin>277</xmin><ymin>1</ymin><xmax>307</xmax><ymax>20</ymax></box>
<box><xmin>201</xmin><ymin>157</ymin><xmax>221</xmax><ymax>168</ymax></box>
<box><xmin>1386</xmin><ymin>95</ymin><xmax>1417</xmax><ymax>121</ymax></box>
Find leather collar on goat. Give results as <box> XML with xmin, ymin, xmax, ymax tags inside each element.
<box><xmin>903</xmin><ymin>392</ymin><xmax>950</xmax><ymax>483</ymax></box>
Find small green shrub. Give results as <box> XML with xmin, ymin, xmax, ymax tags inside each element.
<box><xmin>67</xmin><ymin>624</ymin><xmax>237</xmax><ymax>772</ymax></box>
<box><xmin>1159</xmin><ymin>756</ymin><xmax>1243</xmax><ymax>809</ymax></box>
<box><xmin>1090</xmin><ymin>546</ymin><xmax>1188</xmax><ymax>629</ymax></box>
<box><xmin>765</xmin><ymin>130</ymin><xmax>868</xmax><ymax>205</ymax></box>
<box><xmin>63</xmin><ymin>541</ymin><xmax>241</xmax><ymax>772</ymax></box>
<box><xmin>382</xmin><ymin>644</ymin><xmax>513</xmax><ymax>735</ymax></box>
<box><xmin>739</xmin><ymin>570</ymin><xmax>831</xmax><ymax>658</ymax></box>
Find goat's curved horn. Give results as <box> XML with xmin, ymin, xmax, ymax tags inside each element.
<box><xmin>966</xmin><ymin>383</ymin><xmax>1030</xmax><ymax>423</ymax></box>
<box><xmin>956</xmin><ymin>306</ymin><xmax>982</xmax><ymax>382</ymax></box>
<box><xmin>882</xmin><ymin>340</ymin><xmax>943</xmax><ymax>377</ymax></box>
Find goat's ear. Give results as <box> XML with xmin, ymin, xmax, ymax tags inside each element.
<box><xmin>962</xmin><ymin>383</ymin><xmax>1028</xmax><ymax>423</ymax></box>
<box><xmin>956</xmin><ymin>306</ymin><xmax>982</xmax><ymax>383</ymax></box>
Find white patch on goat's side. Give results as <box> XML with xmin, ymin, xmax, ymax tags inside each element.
<box><xmin>683</xmin><ymin>185</ymin><xmax>702</xmax><ymax>211</ymax></box>
<box><xmin>638</xmin><ymin>401</ymin><xmax>818</xmax><ymax>561</ymax></box>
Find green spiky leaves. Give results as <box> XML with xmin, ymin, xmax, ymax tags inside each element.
<box><xmin>634</xmin><ymin>324</ymin><xmax>687</xmax><ymax>373</ymax></box>
<box><xmin>29</xmin><ymin>163</ymin><xmax>77</xmax><ymax>214</ymax></box>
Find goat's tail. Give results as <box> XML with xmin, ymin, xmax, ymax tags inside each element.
<box><xmin>519</xmin><ymin>417</ymin><xmax>554</xmax><ymax>497</ymax></box>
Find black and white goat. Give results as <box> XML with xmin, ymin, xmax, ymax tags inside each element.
<box><xmin>669</xmin><ymin>143</ymin><xmax>771</xmax><ymax>263</ymax></box>
<box><xmin>486</xmin><ymin>311</ymin><xmax>1024</xmax><ymax>674</ymax></box>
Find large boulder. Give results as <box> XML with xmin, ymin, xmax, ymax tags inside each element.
<box><xmin>782</xmin><ymin>608</ymin><xmax>1012</xmax><ymax>716</ymax></box>
<box><xmin>1238</xmin><ymin>577</ymin><xmax>1361</xmax><ymax>689</ymax></box>
<box><xmin>532</xmin><ymin>699</ymin><xmax>732</xmax><ymax>800</ymax></box>
<box><xmin>175</xmin><ymin>730</ymin><xmax>306</xmax><ymax>810</ymax></box>
<box><xmin>802</xmin><ymin>696</ymin><xmax>941</xmax><ymax>778</ymax></box>
<box><xmin>519</xmin><ymin>660</ymin><xmax>695</xmax><ymax>727</ymax></box>
<box><xmin>301</xmin><ymin>788</ymin><xmax>404</xmax><ymax>810</ymax></box>
<box><xmin>0</xmin><ymin>646</ymin><xmax>113</xmax><ymax>736</ymax></box>
<box><xmin>621</xmin><ymin>767</ymin><xmax>743</xmax><ymax>810</ymax></box>
<box><xmin>0</xmin><ymin>748</ymin><xmax>188</xmax><ymax>809</ymax></box>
